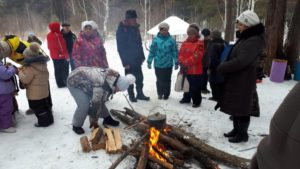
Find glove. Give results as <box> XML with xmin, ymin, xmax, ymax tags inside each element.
<box><xmin>214</xmin><ymin>102</ymin><xmax>220</xmax><ymax>110</ymax></box>
<box><xmin>174</xmin><ymin>64</ymin><xmax>179</xmax><ymax>70</ymax></box>
<box><xmin>147</xmin><ymin>64</ymin><xmax>151</xmax><ymax>69</ymax></box>
<box><xmin>89</xmin><ymin>117</ymin><xmax>99</xmax><ymax>129</ymax></box>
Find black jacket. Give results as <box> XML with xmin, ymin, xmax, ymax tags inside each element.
<box><xmin>218</xmin><ymin>23</ymin><xmax>265</xmax><ymax>116</ymax></box>
<box><xmin>116</xmin><ymin>21</ymin><xmax>145</xmax><ymax>67</ymax></box>
<box><xmin>62</xmin><ymin>31</ymin><xmax>76</xmax><ymax>55</ymax></box>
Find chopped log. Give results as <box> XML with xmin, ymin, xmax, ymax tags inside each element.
<box><xmin>148</xmin><ymin>156</ymin><xmax>173</xmax><ymax>169</ymax></box>
<box><xmin>108</xmin><ymin>133</ymin><xmax>148</xmax><ymax>169</ymax></box>
<box><xmin>80</xmin><ymin>136</ymin><xmax>91</xmax><ymax>153</ymax></box>
<box><xmin>110</xmin><ymin>109</ymin><xmax>135</xmax><ymax>125</ymax></box>
<box><xmin>90</xmin><ymin>127</ymin><xmax>104</xmax><ymax>144</ymax></box>
<box><xmin>105</xmin><ymin>128</ymin><xmax>117</xmax><ymax>153</ymax></box>
<box><xmin>191</xmin><ymin>149</ymin><xmax>221</xmax><ymax>169</ymax></box>
<box><xmin>91</xmin><ymin>134</ymin><xmax>106</xmax><ymax>151</ymax></box>
<box><xmin>123</xmin><ymin>107</ymin><xmax>144</xmax><ymax>120</ymax></box>
<box><xmin>112</xmin><ymin>128</ymin><xmax>122</xmax><ymax>151</ymax></box>
<box><xmin>136</xmin><ymin>144</ymin><xmax>149</xmax><ymax>169</ymax></box>
<box><xmin>168</xmin><ymin>126</ymin><xmax>250</xmax><ymax>169</ymax></box>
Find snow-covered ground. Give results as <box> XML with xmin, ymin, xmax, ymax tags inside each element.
<box><xmin>0</xmin><ymin>39</ymin><xmax>297</xmax><ymax>169</ymax></box>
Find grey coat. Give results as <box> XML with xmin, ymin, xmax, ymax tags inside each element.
<box><xmin>218</xmin><ymin>23</ymin><xmax>265</xmax><ymax>116</ymax></box>
<box><xmin>250</xmin><ymin>82</ymin><xmax>300</xmax><ymax>169</ymax></box>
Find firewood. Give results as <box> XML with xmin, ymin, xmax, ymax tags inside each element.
<box><xmin>90</xmin><ymin>127</ymin><xmax>104</xmax><ymax>144</ymax></box>
<box><xmin>111</xmin><ymin>109</ymin><xmax>249</xmax><ymax>169</ymax></box>
<box><xmin>112</xmin><ymin>128</ymin><xmax>122</xmax><ymax>152</ymax></box>
<box><xmin>105</xmin><ymin>128</ymin><xmax>117</xmax><ymax>153</ymax></box>
<box><xmin>91</xmin><ymin>134</ymin><xmax>106</xmax><ymax>151</ymax></box>
<box><xmin>108</xmin><ymin>133</ymin><xmax>148</xmax><ymax>169</ymax></box>
<box><xmin>80</xmin><ymin>136</ymin><xmax>91</xmax><ymax>153</ymax></box>
<box><xmin>148</xmin><ymin>156</ymin><xmax>173</xmax><ymax>169</ymax></box>
<box><xmin>136</xmin><ymin>144</ymin><xmax>149</xmax><ymax>169</ymax></box>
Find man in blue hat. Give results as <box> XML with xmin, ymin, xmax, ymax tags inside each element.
<box><xmin>116</xmin><ymin>9</ymin><xmax>150</xmax><ymax>102</ymax></box>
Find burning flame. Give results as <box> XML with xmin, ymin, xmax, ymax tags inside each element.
<box><xmin>148</xmin><ymin>127</ymin><xmax>169</xmax><ymax>161</ymax></box>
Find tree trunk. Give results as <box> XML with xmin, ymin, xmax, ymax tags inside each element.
<box><xmin>284</xmin><ymin>0</ymin><xmax>300</xmax><ymax>72</ymax></box>
<box><xmin>264</xmin><ymin>0</ymin><xmax>287</xmax><ymax>75</ymax></box>
<box><xmin>224</xmin><ymin>0</ymin><xmax>236</xmax><ymax>42</ymax></box>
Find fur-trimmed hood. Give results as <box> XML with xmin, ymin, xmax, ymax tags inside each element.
<box><xmin>236</xmin><ymin>23</ymin><xmax>265</xmax><ymax>39</ymax></box>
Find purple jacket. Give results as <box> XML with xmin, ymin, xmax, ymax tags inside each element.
<box><xmin>0</xmin><ymin>61</ymin><xmax>16</xmax><ymax>94</ymax></box>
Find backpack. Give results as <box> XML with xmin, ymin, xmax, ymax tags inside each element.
<box><xmin>220</xmin><ymin>44</ymin><xmax>233</xmax><ymax>62</ymax></box>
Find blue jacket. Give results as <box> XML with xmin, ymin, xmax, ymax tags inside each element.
<box><xmin>116</xmin><ymin>22</ymin><xmax>145</xmax><ymax>67</ymax></box>
<box><xmin>147</xmin><ymin>33</ymin><xmax>178</xmax><ymax>68</ymax></box>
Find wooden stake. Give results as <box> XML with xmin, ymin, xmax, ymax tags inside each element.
<box><xmin>136</xmin><ymin>144</ymin><xmax>149</xmax><ymax>169</ymax></box>
<box><xmin>80</xmin><ymin>136</ymin><xmax>91</xmax><ymax>153</ymax></box>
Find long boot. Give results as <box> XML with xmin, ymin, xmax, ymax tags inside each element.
<box><xmin>136</xmin><ymin>87</ymin><xmax>150</xmax><ymax>101</ymax></box>
<box><xmin>224</xmin><ymin>117</ymin><xmax>238</xmax><ymax>137</ymax></box>
<box><xmin>128</xmin><ymin>85</ymin><xmax>137</xmax><ymax>102</ymax></box>
<box><xmin>229</xmin><ymin>119</ymin><xmax>249</xmax><ymax>143</ymax></box>
<box><xmin>34</xmin><ymin>110</ymin><xmax>54</xmax><ymax>127</ymax></box>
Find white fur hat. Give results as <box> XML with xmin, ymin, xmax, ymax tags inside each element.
<box><xmin>237</xmin><ymin>10</ymin><xmax>260</xmax><ymax>27</ymax></box>
<box><xmin>81</xmin><ymin>20</ymin><xmax>99</xmax><ymax>31</ymax></box>
<box><xmin>116</xmin><ymin>74</ymin><xmax>136</xmax><ymax>91</ymax></box>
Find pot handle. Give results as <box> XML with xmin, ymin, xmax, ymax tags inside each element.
<box><xmin>148</xmin><ymin>106</ymin><xmax>167</xmax><ymax>117</ymax></box>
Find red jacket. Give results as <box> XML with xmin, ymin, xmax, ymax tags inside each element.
<box><xmin>178</xmin><ymin>38</ymin><xmax>204</xmax><ymax>75</ymax></box>
<box><xmin>47</xmin><ymin>22</ymin><xmax>68</xmax><ymax>60</ymax></box>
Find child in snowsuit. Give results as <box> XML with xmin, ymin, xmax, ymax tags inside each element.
<box><xmin>0</xmin><ymin>55</ymin><xmax>17</xmax><ymax>133</ymax></box>
<box><xmin>18</xmin><ymin>42</ymin><xmax>53</xmax><ymax>127</ymax></box>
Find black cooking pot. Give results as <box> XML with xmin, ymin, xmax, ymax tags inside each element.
<box><xmin>147</xmin><ymin>112</ymin><xmax>166</xmax><ymax>131</ymax></box>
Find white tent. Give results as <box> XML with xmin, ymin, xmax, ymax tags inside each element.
<box><xmin>147</xmin><ymin>16</ymin><xmax>189</xmax><ymax>36</ymax></box>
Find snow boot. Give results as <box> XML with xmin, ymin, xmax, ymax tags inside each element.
<box><xmin>35</xmin><ymin>110</ymin><xmax>54</xmax><ymax>127</ymax></box>
<box><xmin>128</xmin><ymin>86</ymin><xmax>137</xmax><ymax>102</ymax></box>
<box><xmin>228</xmin><ymin>120</ymin><xmax>249</xmax><ymax>143</ymax></box>
<box><xmin>72</xmin><ymin>126</ymin><xmax>85</xmax><ymax>135</ymax></box>
<box><xmin>224</xmin><ymin>117</ymin><xmax>238</xmax><ymax>137</ymax></box>
<box><xmin>103</xmin><ymin>115</ymin><xmax>120</xmax><ymax>127</ymax></box>
<box><xmin>136</xmin><ymin>88</ymin><xmax>150</xmax><ymax>101</ymax></box>
<box><xmin>25</xmin><ymin>109</ymin><xmax>34</xmax><ymax>115</ymax></box>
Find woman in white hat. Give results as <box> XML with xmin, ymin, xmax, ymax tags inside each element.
<box><xmin>216</xmin><ymin>10</ymin><xmax>265</xmax><ymax>143</ymax></box>
<box><xmin>67</xmin><ymin>67</ymin><xmax>135</xmax><ymax>134</ymax></box>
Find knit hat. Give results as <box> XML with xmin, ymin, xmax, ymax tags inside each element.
<box><xmin>125</xmin><ymin>9</ymin><xmax>138</xmax><ymax>19</ymax></box>
<box><xmin>158</xmin><ymin>22</ymin><xmax>169</xmax><ymax>31</ymax></box>
<box><xmin>201</xmin><ymin>28</ymin><xmax>211</xmax><ymax>37</ymax></box>
<box><xmin>237</xmin><ymin>10</ymin><xmax>260</xmax><ymax>27</ymax></box>
<box><xmin>0</xmin><ymin>41</ymin><xmax>11</xmax><ymax>60</ymax></box>
<box><xmin>116</xmin><ymin>74</ymin><xmax>136</xmax><ymax>91</ymax></box>
<box><xmin>211</xmin><ymin>30</ymin><xmax>222</xmax><ymax>39</ymax></box>
<box><xmin>81</xmin><ymin>21</ymin><xmax>93</xmax><ymax>31</ymax></box>
<box><xmin>187</xmin><ymin>23</ymin><xmax>200</xmax><ymax>36</ymax></box>
<box><xmin>23</xmin><ymin>42</ymin><xmax>40</xmax><ymax>57</ymax></box>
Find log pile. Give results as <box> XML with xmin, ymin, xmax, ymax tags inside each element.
<box><xmin>108</xmin><ymin>108</ymin><xmax>251</xmax><ymax>169</ymax></box>
<box><xmin>79</xmin><ymin>126</ymin><xmax>123</xmax><ymax>154</ymax></box>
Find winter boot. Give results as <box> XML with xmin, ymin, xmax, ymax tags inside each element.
<box><xmin>136</xmin><ymin>88</ymin><xmax>150</xmax><ymax>101</ymax></box>
<box><xmin>179</xmin><ymin>92</ymin><xmax>191</xmax><ymax>104</ymax></box>
<box><xmin>72</xmin><ymin>126</ymin><xmax>85</xmax><ymax>135</ymax></box>
<box><xmin>103</xmin><ymin>115</ymin><xmax>120</xmax><ymax>126</ymax></box>
<box><xmin>25</xmin><ymin>109</ymin><xmax>35</xmax><ymax>115</ymax></box>
<box><xmin>35</xmin><ymin>110</ymin><xmax>54</xmax><ymax>127</ymax></box>
<box><xmin>128</xmin><ymin>85</ymin><xmax>137</xmax><ymax>102</ymax></box>
<box><xmin>224</xmin><ymin>117</ymin><xmax>238</xmax><ymax>137</ymax></box>
<box><xmin>228</xmin><ymin>120</ymin><xmax>249</xmax><ymax>143</ymax></box>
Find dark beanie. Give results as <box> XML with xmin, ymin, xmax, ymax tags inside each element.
<box><xmin>201</xmin><ymin>28</ymin><xmax>211</xmax><ymax>37</ymax></box>
<box><xmin>125</xmin><ymin>9</ymin><xmax>138</xmax><ymax>19</ymax></box>
<box><xmin>211</xmin><ymin>30</ymin><xmax>222</xmax><ymax>40</ymax></box>
<box><xmin>62</xmin><ymin>22</ymin><xmax>70</xmax><ymax>27</ymax></box>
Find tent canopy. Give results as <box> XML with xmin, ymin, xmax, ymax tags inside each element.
<box><xmin>147</xmin><ymin>16</ymin><xmax>189</xmax><ymax>36</ymax></box>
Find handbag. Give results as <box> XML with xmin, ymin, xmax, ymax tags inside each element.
<box><xmin>174</xmin><ymin>72</ymin><xmax>189</xmax><ymax>92</ymax></box>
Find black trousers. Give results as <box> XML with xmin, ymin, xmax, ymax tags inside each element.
<box><xmin>125</xmin><ymin>66</ymin><xmax>144</xmax><ymax>94</ymax></box>
<box><xmin>187</xmin><ymin>75</ymin><xmax>202</xmax><ymax>105</ymax></box>
<box><xmin>155</xmin><ymin>67</ymin><xmax>172</xmax><ymax>97</ymax></box>
<box><xmin>29</xmin><ymin>95</ymin><xmax>53</xmax><ymax>126</ymax></box>
<box><xmin>210</xmin><ymin>82</ymin><xmax>223</xmax><ymax>101</ymax></box>
<box><xmin>53</xmin><ymin>59</ymin><xmax>69</xmax><ymax>88</ymax></box>
<box><xmin>201</xmin><ymin>67</ymin><xmax>209</xmax><ymax>90</ymax></box>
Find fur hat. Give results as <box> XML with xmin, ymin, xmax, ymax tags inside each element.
<box><xmin>81</xmin><ymin>21</ymin><xmax>93</xmax><ymax>31</ymax></box>
<box><xmin>201</xmin><ymin>28</ymin><xmax>211</xmax><ymax>37</ymax></box>
<box><xmin>125</xmin><ymin>9</ymin><xmax>138</xmax><ymax>19</ymax></box>
<box><xmin>0</xmin><ymin>41</ymin><xmax>11</xmax><ymax>60</ymax></box>
<box><xmin>211</xmin><ymin>30</ymin><xmax>222</xmax><ymax>39</ymax></box>
<box><xmin>237</xmin><ymin>10</ymin><xmax>260</xmax><ymax>27</ymax></box>
<box><xmin>187</xmin><ymin>23</ymin><xmax>200</xmax><ymax>36</ymax></box>
<box><xmin>158</xmin><ymin>22</ymin><xmax>169</xmax><ymax>31</ymax></box>
<box><xmin>23</xmin><ymin>42</ymin><xmax>40</xmax><ymax>57</ymax></box>
<box><xmin>116</xmin><ymin>74</ymin><xmax>136</xmax><ymax>91</ymax></box>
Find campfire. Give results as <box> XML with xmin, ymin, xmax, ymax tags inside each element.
<box><xmin>79</xmin><ymin>107</ymin><xmax>251</xmax><ymax>169</ymax></box>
